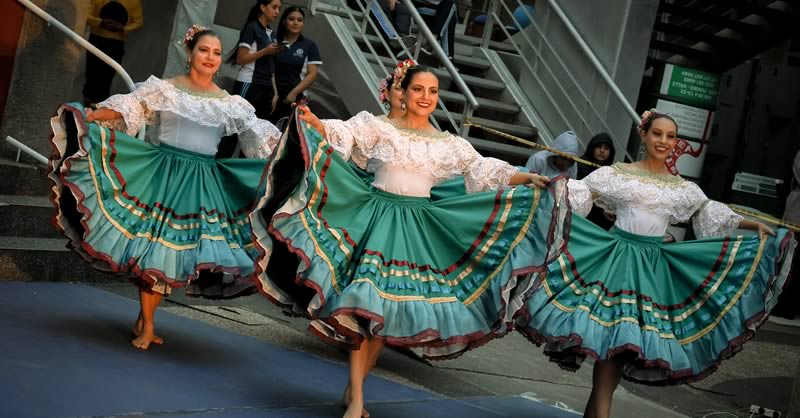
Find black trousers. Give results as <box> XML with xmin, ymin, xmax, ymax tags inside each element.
<box><xmin>234</xmin><ymin>80</ymin><xmax>275</xmax><ymax>120</ymax></box>
<box><xmin>82</xmin><ymin>34</ymin><xmax>125</xmax><ymax>105</ymax></box>
<box><xmin>414</xmin><ymin>0</ymin><xmax>457</xmax><ymax>58</ymax></box>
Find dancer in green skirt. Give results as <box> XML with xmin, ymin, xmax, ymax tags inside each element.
<box><xmin>49</xmin><ymin>26</ymin><xmax>282</xmax><ymax>350</ymax></box>
<box><xmin>515</xmin><ymin>110</ymin><xmax>795</xmax><ymax>418</ymax></box>
<box><xmin>250</xmin><ymin>65</ymin><xmax>566</xmax><ymax>418</ymax></box>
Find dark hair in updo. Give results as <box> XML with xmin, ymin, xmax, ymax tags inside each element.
<box><xmin>400</xmin><ymin>66</ymin><xmax>438</xmax><ymax>90</ymax></box>
<box><xmin>640</xmin><ymin>111</ymin><xmax>679</xmax><ymax>133</ymax></box>
<box><xmin>186</xmin><ymin>29</ymin><xmax>220</xmax><ymax>52</ymax></box>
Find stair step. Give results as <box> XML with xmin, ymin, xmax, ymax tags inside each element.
<box><xmin>432</xmin><ymin>110</ymin><xmax>536</xmax><ymax>139</ymax></box>
<box><xmin>316</xmin><ymin>1</ymin><xmax>365</xmax><ymax>20</ymax></box>
<box><xmin>439</xmin><ymin>90</ymin><xmax>519</xmax><ymax>115</ymax></box>
<box><xmin>0</xmin><ymin>195</ymin><xmax>60</xmax><ymax>238</ymax></box>
<box><xmin>366</xmin><ymin>55</ymin><xmax>505</xmax><ymax>92</ymax></box>
<box><xmin>353</xmin><ymin>31</ymin><xmax>491</xmax><ymax>71</ymax></box>
<box><xmin>455</xmin><ymin>33</ymin><xmax>517</xmax><ymax>54</ymax></box>
<box><xmin>0</xmin><ymin>240</ymin><xmax>121</xmax><ymax>282</ymax></box>
<box><xmin>0</xmin><ymin>159</ymin><xmax>51</xmax><ymax>196</ymax></box>
<box><xmin>0</xmin><ymin>236</ymin><xmax>68</xmax><ymax>251</ymax></box>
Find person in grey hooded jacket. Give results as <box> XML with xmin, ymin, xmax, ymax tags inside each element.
<box><xmin>524</xmin><ymin>131</ymin><xmax>581</xmax><ymax>178</ymax></box>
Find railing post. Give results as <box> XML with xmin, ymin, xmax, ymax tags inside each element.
<box><xmin>481</xmin><ymin>1</ymin><xmax>500</xmax><ymax>49</ymax></box>
<box><xmin>460</xmin><ymin>104</ymin><xmax>474</xmax><ymax>138</ymax></box>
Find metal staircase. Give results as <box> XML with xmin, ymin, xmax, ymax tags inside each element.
<box><xmin>305</xmin><ymin>0</ymin><xmax>543</xmax><ymax>162</ymax></box>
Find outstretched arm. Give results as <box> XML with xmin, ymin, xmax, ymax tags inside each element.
<box><xmin>297</xmin><ymin>104</ymin><xmax>326</xmax><ymax>138</ymax></box>
<box><xmin>738</xmin><ymin>219</ymin><xmax>776</xmax><ymax>240</ymax></box>
<box><xmin>509</xmin><ymin>172</ymin><xmax>549</xmax><ymax>189</ymax></box>
<box><xmin>86</xmin><ymin>108</ymin><xmax>122</xmax><ymax>122</ymax></box>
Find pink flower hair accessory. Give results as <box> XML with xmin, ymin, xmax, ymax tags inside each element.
<box><xmin>183</xmin><ymin>24</ymin><xmax>209</xmax><ymax>46</ymax></box>
<box><xmin>391</xmin><ymin>59</ymin><xmax>417</xmax><ymax>90</ymax></box>
<box><xmin>639</xmin><ymin>109</ymin><xmax>655</xmax><ymax>130</ymax></box>
<box><xmin>378</xmin><ymin>76</ymin><xmax>391</xmax><ymax>103</ymax></box>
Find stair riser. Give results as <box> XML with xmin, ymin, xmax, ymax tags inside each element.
<box><xmin>0</xmin><ymin>205</ymin><xmax>61</xmax><ymax>238</ymax></box>
<box><xmin>0</xmin><ymin>162</ymin><xmax>51</xmax><ymax>196</ymax></box>
<box><xmin>0</xmin><ymin>249</ymin><xmax>124</xmax><ymax>282</ymax></box>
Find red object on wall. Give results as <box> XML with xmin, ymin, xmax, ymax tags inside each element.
<box><xmin>664</xmin><ymin>139</ymin><xmax>705</xmax><ymax>176</ymax></box>
<box><xmin>0</xmin><ymin>0</ymin><xmax>26</xmax><ymax>125</ymax></box>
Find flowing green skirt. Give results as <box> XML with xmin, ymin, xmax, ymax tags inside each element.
<box><xmin>515</xmin><ymin>214</ymin><xmax>795</xmax><ymax>385</ymax></box>
<box><xmin>249</xmin><ymin>117</ymin><xmax>570</xmax><ymax>360</ymax></box>
<box><xmin>48</xmin><ymin>104</ymin><xmax>267</xmax><ymax>297</ymax></box>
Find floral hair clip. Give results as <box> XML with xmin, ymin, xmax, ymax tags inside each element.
<box><xmin>391</xmin><ymin>59</ymin><xmax>417</xmax><ymax>90</ymax></box>
<box><xmin>183</xmin><ymin>24</ymin><xmax>209</xmax><ymax>46</ymax></box>
<box><xmin>378</xmin><ymin>75</ymin><xmax>392</xmax><ymax>103</ymax></box>
<box><xmin>639</xmin><ymin>109</ymin><xmax>656</xmax><ymax>130</ymax></box>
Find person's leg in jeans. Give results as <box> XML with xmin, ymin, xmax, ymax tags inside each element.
<box><xmin>393</xmin><ymin>1</ymin><xmax>412</xmax><ymax>36</ymax></box>
<box><xmin>445</xmin><ymin>5</ymin><xmax>456</xmax><ymax>59</ymax></box>
<box><xmin>427</xmin><ymin>0</ymin><xmax>455</xmax><ymax>37</ymax></box>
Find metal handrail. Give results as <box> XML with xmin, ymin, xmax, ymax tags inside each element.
<box><xmin>545</xmin><ymin>0</ymin><xmax>640</xmax><ymax>125</ymax></box>
<box><xmin>402</xmin><ymin>0</ymin><xmax>479</xmax><ymax>112</ymax></box>
<box><xmin>5</xmin><ymin>136</ymin><xmax>48</xmax><ymax>165</ymax></box>
<box><xmin>479</xmin><ymin>0</ymin><xmax>637</xmax><ymax>161</ymax></box>
<box><xmin>328</xmin><ymin>0</ymin><xmax>456</xmax><ymax>131</ymax></box>
<box><xmin>491</xmin><ymin>1</ymin><xmax>634</xmax><ymax>161</ymax></box>
<box><xmin>7</xmin><ymin>0</ymin><xmax>145</xmax><ymax>166</ymax></box>
<box><xmin>316</xmin><ymin>0</ymin><xmax>478</xmax><ymax>136</ymax></box>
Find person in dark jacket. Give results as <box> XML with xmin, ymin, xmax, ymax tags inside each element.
<box><xmin>577</xmin><ymin>132</ymin><xmax>615</xmax><ymax>179</ymax></box>
<box><xmin>578</xmin><ymin>132</ymin><xmax>616</xmax><ymax>230</ymax></box>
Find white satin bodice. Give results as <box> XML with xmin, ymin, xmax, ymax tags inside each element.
<box><xmin>371</xmin><ymin>162</ymin><xmax>436</xmax><ymax>197</ymax></box>
<box><xmin>156</xmin><ymin>111</ymin><xmax>224</xmax><ymax>155</ymax></box>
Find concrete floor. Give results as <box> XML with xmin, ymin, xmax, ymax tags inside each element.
<box><xmin>91</xmin><ymin>281</ymin><xmax>800</xmax><ymax>418</ymax></box>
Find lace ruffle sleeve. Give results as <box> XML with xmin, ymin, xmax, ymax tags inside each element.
<box><xmin>566</xmin><ymin>179</ymin><xmax>593</xmax><ymax>217</ymax></box>
<box><xmin>692</xmin><ymin>200</ymin><xmax>743</xmax><ymax>239</ymax></box>
<box><xmin>456</xmin><ymin>139</ymin><xmax>517</xmax><ymax>193</ymax></box>
<box><xmin>226</xmin><ymin>96</ymin><xmax>282</xmax><ymax>160</ymax></box>
<box><xmin>239</xmin><ymin>117</ymin><xmax>282</xmax><ymax>159</ymax></box>
<box><xmin>96</xmin><ymin>77</ymin><xmax>163</xmax><ymax>136</ymax></box>
<box><xmin>319</xmin><ymin>111</ymin><xmax>380</xmax><ymax>163</ymax></box>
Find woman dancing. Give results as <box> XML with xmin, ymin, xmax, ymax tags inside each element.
<box><xmin>515</xmin><ymin>110</ymin><xmax>794</xmax><ymax>418</ymax></box>
<box><xmin>249</xmin><ymin>63</ymin><xmax>572</xmax><ymax>418</ymax></box>
<box><xmin>48</xmin><ymin>26</ymin><xmax>282</xmax><ymax>350</ymax></box>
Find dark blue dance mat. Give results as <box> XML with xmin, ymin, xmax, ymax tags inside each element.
<box><xmin>0</xmin><ymin>283</ymin><xmax>577</xmax><ymax>418</ymax></box>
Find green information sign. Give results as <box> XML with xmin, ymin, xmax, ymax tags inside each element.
<box><xmin>659</xmin><ymin>64</ymin><xmax>720</xmax><ymax>107</ymax></box>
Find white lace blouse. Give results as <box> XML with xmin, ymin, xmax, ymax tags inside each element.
<box><xmin>320</xmin><ymin>111</ymin><xmax>518</xmax><ymax>197</ymax></box>
<box><xmin>97</xmin><ymin>76</ymin><xmax>281</xmax><ymax>159</ymax></box>
<box><xmin>568</xmin><ymin>163</ymin><xmax>743</xmax><ymax>238</ymax></box>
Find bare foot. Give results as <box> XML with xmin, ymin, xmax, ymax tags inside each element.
<box><xmin>340</xmin><ymin>384</ymin><xmax>369</xmax><ymax>418</ymax></box>
<box><xmin>131</xmin><ymin>325</ymin><xmax>163</xmax><ymax>350</ymax></box>
<box><xmin>343</xmin><ymin>398</ymin><xmax>364</xmax><ymax>418</ymax></box>
<box><xmin>132</xmin><ymin>312</ymin><xmax>144</xmax><ymax>337</ymax></box>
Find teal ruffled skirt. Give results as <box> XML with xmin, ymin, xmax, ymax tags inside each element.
<box><xmin>515</xmin><ymin>214</ymin><xmax>795</xmax><ymax>385</ymax></box>
<box><xmin>249</xmin><ymin>118</ymin><xmax>570</xmax><ymax>359</ymax></box>
<box><xmin>48</xmin><ymin>104</ymin><xmax>267</xmax><ymax>297</ymax></box>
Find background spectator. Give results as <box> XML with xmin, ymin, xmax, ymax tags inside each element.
<box><xmin>229</xmin><ymin>0</ymin><xmax>283</xmax><ymax>119</ymax></box>
<box><xmin>577</xmin><ymin>132</ymin><xmax>615</xmax><ymax>179</ymax></box>
<box><xmin>772</xmin><ymin>149</ymin><xmax>800</xmax><ymax>322</ymax></box>
<box><xmin>270</xmin><ymin>6</ymin><xmax>322</xmax><ymax>127</ymax></box>
<box><xmin>82</xmin><ymin>0</ymin><xmax>143</xmax><ymax>107</ymax></box>
<box><xmin>525</xmin><ymin>131</ymin><xmax>581</xmax><ymax>178</ymax></box>
<box><xmin>578</xmin><ymin>132</ymin><xmax>616</xmax><ymax>230</ymax></box>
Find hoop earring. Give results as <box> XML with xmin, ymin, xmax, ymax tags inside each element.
<box><xmin>400</xmin><ymin>101</ymin><xmax>407</xmax><ymax>112</ymax></box>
